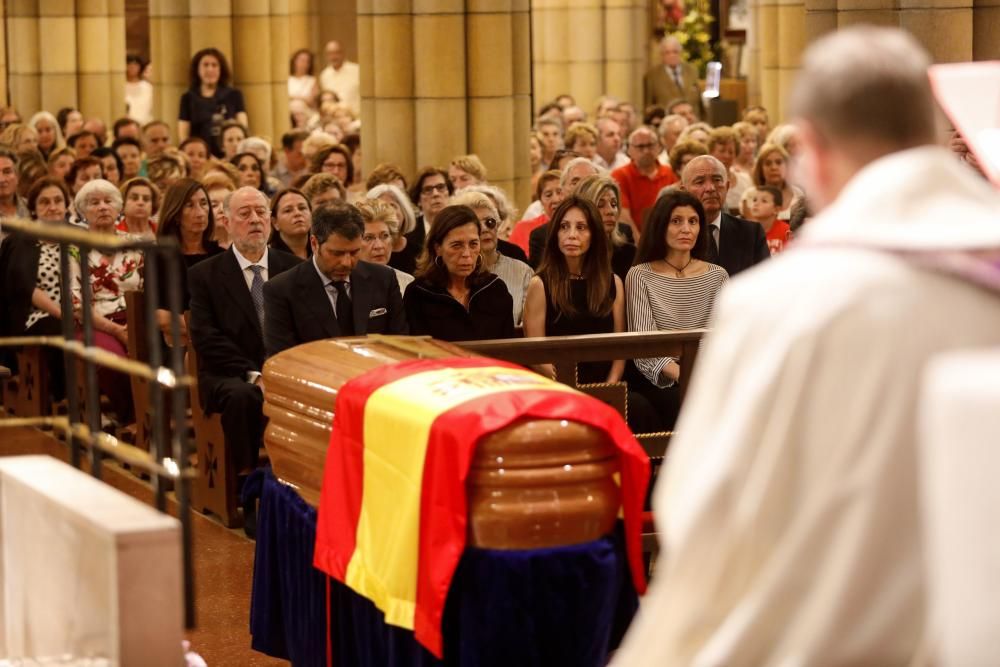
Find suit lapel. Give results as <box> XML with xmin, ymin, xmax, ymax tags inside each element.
<box><xmin>298</xmin><ymin>261</ymin><xmax>340</xmax><ymax>338</ymax></box>
<box><xmin>220</xmin><ymin>249</ymin><xmax>261</xmax><ymax>335</ymax></box>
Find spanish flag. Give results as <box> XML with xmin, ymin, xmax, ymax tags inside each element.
<box><xmin>313</xmin><ymin>357</ymin><xmax>649</xmax><ymax>658</ymax></box>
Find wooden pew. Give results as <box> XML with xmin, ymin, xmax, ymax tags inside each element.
<box><xmin>14</xmin><ymin>346</ymin><xmax>50</xmax><ymax>418</ymax></box>
<box><xmin>183</xmin><ymin>313</ymin><xmax>241</xmax><ymax>528</ymax></box>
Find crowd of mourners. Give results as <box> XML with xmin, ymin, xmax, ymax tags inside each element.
<box><xmin>0</xmin><ymin>41</ymin><xmax>814</xmax><ymax>476</ymax></box>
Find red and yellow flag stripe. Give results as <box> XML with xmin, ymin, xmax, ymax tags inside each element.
<box><xmin>314</xmin><ymin>357</ymin><xmax>649</xmax><ymax>658</ymax></box>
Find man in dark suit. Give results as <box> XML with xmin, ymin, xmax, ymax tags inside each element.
<box><xmin>264</xmin><ymin>202</ymin><xmax>408</xmax><ymax>357</ymax></box>
<box><xmin>644</xmin><ymin>36</ymin><xmax>703</xmax><ymax>118</ymax></box>
<box><xmin>681</xmin><ymin>155</ymin><xmax>769</xmax><ymax>277</ymax></box>
<box><xmin>188</xmin><ymin>187</ymin><xmax>302</xmax><ymax>473</ymax></box>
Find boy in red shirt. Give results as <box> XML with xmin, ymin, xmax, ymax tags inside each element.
<box><xmin>750</xmin><ymin>185</ymin><xmax>790</xmax><ymax>255</ymax></box>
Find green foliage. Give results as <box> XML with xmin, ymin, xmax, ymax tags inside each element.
<box><xmin>670</xmin><ymin>0</ymin><xmax>720</xmax><ymax>76</ymax></box>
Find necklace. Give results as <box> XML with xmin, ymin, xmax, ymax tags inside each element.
<box><xmin>664</xmin><ymin>257</ymin><xmax>693</xmax><ymax>277</ymax></box>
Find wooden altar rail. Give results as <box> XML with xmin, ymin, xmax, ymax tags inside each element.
<box><xmin>460</xmin><ymin>329</ymin><xmax>708</xmax><ymax>459</ymax></box>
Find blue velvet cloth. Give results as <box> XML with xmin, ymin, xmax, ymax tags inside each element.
<box><xmin>250</xmin><ymin>468</ymin><xmax>637</xmax><ymax>667</ymax></box>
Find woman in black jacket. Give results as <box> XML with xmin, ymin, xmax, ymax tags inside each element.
<box><xmin>0</xmin><ymin>177</ymin><xmax>74</xmax><ymax>398</ymax></box>
<box><xmin>403</xmin><ymin>205</ymin><xmax>514</xmax><ymax>342</ymax></box>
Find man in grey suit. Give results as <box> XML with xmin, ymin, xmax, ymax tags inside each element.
<box><xmin>644</xmin><ymin>36</ymin><xmax>703</xmax><ymax>118</ymax></box>
<box><xmin>263</xmin><ymin>202</ymin><xmax>408</xmax><ymax>357</ymax></box>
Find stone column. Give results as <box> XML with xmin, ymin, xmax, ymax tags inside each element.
<box><xmin>974</xmin><ymin>0</ymin><xmax>1000</xmax><ymax>58</ymax></box>
<box><xmin>76</xmin><ymin>0</ymin><xmax>127</xmax><ymax>123</ymax></box>
<box><xmin>148</xmin><ymin>0</ymin><xmax>192</xmax><ymax>129</ymax></box>
<box><xmin>8</xmin><ymin>1</ymin><xmax>44</xmax><ymax>115</ymax></box>
<box><xmin>899</xmin><ymin>0</ymin><xmax>973</xmax><ymax>62</ymax></box>
<box><xmin>359</xmin><ymin>0</ymin><xmax>533</xmax><ymax>206</ymax></box>
<box><xmin>757</xmin><ymin>0</ymin><xmax>780</xmax><ymax>119</ymax></box>
<box><xmin>531</xmin><ymin>0</ymin><xmax>648</xmax><ymax>114</ymax></box>
<box><xmin>745</xmin><ymin>0</ymin><xmax>762</xmax><ymax>107</ymax></box>
<box><xmin>775</xmin><ymin>0</ymin><xmax>806</xmax><ymax>119</ymax></box>
<box><xmin>804</xmin><ymin>0</ymin><xmax>837</xmax><ymax>42</ymax></box>
<box><xmin>232</xmin><ymin>0</ymin><xmax>283</xmax><ymax>145</ymax></box>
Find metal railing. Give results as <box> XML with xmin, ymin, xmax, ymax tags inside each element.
<box><xmin>0</xmin><ymin>217</ymin><xmax>197</xmax><ymax>628</ymax></box>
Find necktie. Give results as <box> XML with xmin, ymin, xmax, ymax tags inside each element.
<box><xmin>333</xmin><ymin>280</ymin><xmax>354</xmax><ymax>336</ymax></box>
<box><xmin>249</xmin><ymin>264</ymin><xmax>265</xmax><ymax>330</ymax></box>
<box><xmin>707</xmin><ymin>225</ymin><xmax>720</xmax><ymax>263</ymax></box>
<box><xmin>673</xmin><ymin>66</ymin><xmax>683</xmax><ymax>89</ymax></box>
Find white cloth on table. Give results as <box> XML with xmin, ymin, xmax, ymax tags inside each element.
<box><xmin>611</xmin><ymin>146</ymin><xmax>1000</xmax><ymax>667</ymax></box>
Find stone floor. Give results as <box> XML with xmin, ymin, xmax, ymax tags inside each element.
<box><xmin>0</xmin><ymin>425</ymin><xmax>286</xmax><ymax>666</ymax></box>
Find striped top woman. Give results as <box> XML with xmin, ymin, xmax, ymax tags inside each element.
<box><xmin>626</xmin><ymin>190</ymin><xmax>728</xmax><ymax>389</ymax></box>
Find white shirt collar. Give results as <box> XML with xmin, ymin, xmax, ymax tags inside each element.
<box><xmin>232</xmin><ymin>245</ymin><xmax>269</xmax><ymax>272</ymax></box>
<box><xmin>710</xmin><ymin>212</ymin><xmax>722</xmax><ymax>229</ymax></box>
<box><xmin>312</xmin><ymin>255</ymin><xmax>350</xmax><ymax>287</ymax></box>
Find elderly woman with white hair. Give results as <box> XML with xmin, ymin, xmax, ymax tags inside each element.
<box><xmin>366</xmin><ymin>182</ymin><xmax>418</xmax><ymax>269</ymax></box>
<box><xmin>28</xmin><ymin>110</ymin><xmax>65</xmax><ymax>161</ymax></box>
<box><xmin>450</xmin><ymin>190</ymin><xmax>533</xmax><ymax>326</ymax></box>
<box><xmin>69</xmin><ymin>178</ymin><xmax>143</xmax><ymax>423</ymax></box>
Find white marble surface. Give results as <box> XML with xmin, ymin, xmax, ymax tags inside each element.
<box><xmin>0</xmin><ymin>456</ymin><xmax>182</xmax><ymax>666</ymax></box>
<box><xmin>919</xmin><ymin>349</ymin><xmax>1000</xmax><ymax>666</ymax></box>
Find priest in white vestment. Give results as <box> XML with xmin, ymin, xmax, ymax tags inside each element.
<box><xmin>612</xmin><ymin>27</ymin><xmax>1000</xmax><ymax>667</ymax></box>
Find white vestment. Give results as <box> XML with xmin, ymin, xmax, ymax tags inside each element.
<box><xmin>611</xmin><ymin>146</ymin><xmax>1000</xmax><ymax>666</ymax></box>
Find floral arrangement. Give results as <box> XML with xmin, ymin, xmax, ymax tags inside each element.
<box><xmin>658</xmin><ymin>0</ymin><xmax>720</xmax><ymax>77</ymax></box>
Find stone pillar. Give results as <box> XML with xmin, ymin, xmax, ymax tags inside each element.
<box><xmin>359</xmin><ymin>0</ymin><xmax>533</xmax><ymax>206</ymax></box>
<box><xmin>775</xmin><ymin>0</ymin><xmax>806</xmax><ymax>119</ymax></box>
<box><xmin>531</xmin><ymin>0</ymin><xmax>648</xmax><ymax>114</ymax></box>
<box><xmin>746</xmin><ymin>0</ymin><xmax>762</xmax><ymax>106</ymax></box>
<box><xmin>77</xmin><ymin>0</ymin><xmax>127</xmax><ymax>122</ymax></box>
<box><xmin>804</xmin><ymin>0</ymin><xmax>837</xmax><ymax>42</ymax></box>
<box><xmin>148</xmin><ymin>1</ymin><xmax>192</xmax><ymax>129</ymax></box>
<box><xmin>8</xmin><ymin>1</ymin><xmax>43</xmax><ymax>115</ymax></box>
<box><xmin>757</xmin><ymin>0</ymin><xmax>780</xmax><ymax>119</ymax></box>
<box><xmin>899</xmin><ymin>0</ymin><xmax>973</xmax><ymax>62</ymax></box>
<box><xmin>974</xmin><ymin>0</ymin><xmax>1000</xmax><ymax>59</ymax></box>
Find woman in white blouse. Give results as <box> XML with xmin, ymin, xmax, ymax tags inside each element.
<box><xmin>287</xmin><ymin>48</ymin><xmax>319</xmax><ymax>110</ymax></box>
<box><xmin>625</xmin><ymin>190</ymin><xmax>728</xmax><ymax>430</ymax></box>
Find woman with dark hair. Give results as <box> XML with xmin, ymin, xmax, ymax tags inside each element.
<box><xmin>523</xmin><ymin>196</ymin><xmax>624</xmax><ymax>384</ymax></box>
<box><xmin>230</xmin><ymin>151</ymin><xmax>266</xmax><ymax>192</ymax></box>
<box><xmin>179</xmin><ymin>136</ymin><xmax>211</xmax><ymax>179</ymax></box>
<box><xmin>0</xmin><ymin>177</ymin><xmax>74</xmax><ymax>400</ymax></box>
<box><xmin>403</xmin><ymin>204</ymin><xmax>514</xmax><ymax>341</ymax></box>
<box><xmin>625</xmin><ymin>190</ymin><xmax>728</xmax><ymax>430</ymax></box>
<box><xmin>90</xmin><ymin>147</ymin><xmax>123</xmax><ymax>186</ymax></box>
<box><xmin>219</xmin><ymin>120</ymin><xmax>248</xmax><ymax>160</ymax></box>
<box><xmin>310</xmin><ymin>144</ymin><xmax>354</xmax><ymax>188</ymax></box>
<box><xmin>576</xmin><ymin>174</ymin><xmax>636</xmax><ymax>282</ymax></box>
<box><xmin>66</xmin><ymin>157</ymin><xmax>103</xmax><ymax>196</ymax></box>
<box><xmin>118</xmin><ymin>177</ymin><xmax>159</xmax><ymax>237</ymax></box>
<box><xmin>56</xmin><ymin>107</ymin><xmax>84</xmax><ymax>140</ymax></box>
<box><xmin>177</xmin><ymin>48</ymin><xmax>249</xmax><ymax>157</ymax></box>
<box><xmin>268</xmin><ymin>188</ymin><xmax>312</xmax><ymax>259</ymax></box>
<box><xmin>155</xmin><ymin>178</ymin><xmax>222</xmax><ymax>346</ymax></box>
<box><xmin>288</xmin><ymin>48</ymin><xmax>318</xmax><ymax>109</ymax></box>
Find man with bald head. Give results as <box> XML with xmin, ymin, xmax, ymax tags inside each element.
<box><xmin>611</xmin><ymin>126</ymin><xmax>677</xmax><ymax>232</ymax></box>
<box><xmin>614</xmin><ymin>26</ymin><xmax>1000</xmax><ymax>665</ymax></box>
<box><xmin>644</xmin><ymin>36</ymin><xmax>702</xmax><ymax>116</ymax></box>
<box><xmin>188</xmin><ymin>186</ymin><xmax>302</xmax><ymax>475</ymax></box>
<box><xmin>680</xmin><ymin>154</ymin><xmax>768</xmax><ymax>276</ymax></box>
<box><xmin>319</xmin><ymin>40</ymin><xmax>360</xmax><ymax>115</ymax></box>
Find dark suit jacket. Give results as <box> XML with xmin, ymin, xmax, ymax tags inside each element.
<box><xmin>644</xmin><ymin>62</ymin><xmax>703</xmax><ymax>116</ymax></box>
<box><xmin>263</xmin><ymin>258</ymin><xmax>408</xmax><ymax>357</ymax></box>
<box><xmin>716</xmin><ymin>213</ymin><xmax>770</xmax><ymax>277</ymax></box>
<box><xmin>0</xmin><ymin>233</ymin><xmax>42</xmax><ymax>337</ymax></box>
<box><xmin>188</xmin><ymin>246</ymin><xmax>301</xmax><ymax>399</ymax></box>
<box><xmin>392</xmin><ymin>216</ymin><xmax>426</xmax><ymax>275</ymax></box>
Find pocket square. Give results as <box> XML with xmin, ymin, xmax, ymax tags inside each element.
<box><xmin>368</xmin><ymin>307</ymin><xmax>387</xmax><ymax>317</ymax></box>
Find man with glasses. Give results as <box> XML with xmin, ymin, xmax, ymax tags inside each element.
<box><xmin>188</xmin><ymin>187</ymin><xmax>302</xmax><ymax>477</ymax></box>
<box><xmin>263</xmin><ymin>201</ymin><xmax>406</xmax><ymax>358</ymax></box>
<box><xmin>612</xmin><ymin>126</ymin><xmax>678</xmax><ymax>232</ymax></box>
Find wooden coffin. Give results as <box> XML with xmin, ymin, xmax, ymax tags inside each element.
<box><xmin>262</xmin><ymin>336</ymin><xmax>621</xmax><ymax>549</ymax></box>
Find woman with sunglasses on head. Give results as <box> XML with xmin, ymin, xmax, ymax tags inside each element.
<box><xmin>403</xmin><ymin>204</ymin><xmax>514</xmax><ymax>341</ymax></box>
<box><xmin>451</xmin><ymin>190</ymin><xmax>533</xmax><ymax>326</ymax></box>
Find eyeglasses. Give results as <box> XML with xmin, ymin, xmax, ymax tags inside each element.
<box><xmin>480</xmin><ymin>217</ymin><xmax>498</xmax><ymax>230</ymax></box>
<box><xmin>362</xmin><ymin>231</ymin><xmax>392</xmax><ymax>244</ymax></box>
<box><xmin>630</xmin><ymin>142</ymin><xmax>659</xmax><ymax>151</ymax></box>
<box><xmin>421</xmin><ymin>183</ymin><xmax>448</xmax><ymax>196</ymax></box>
